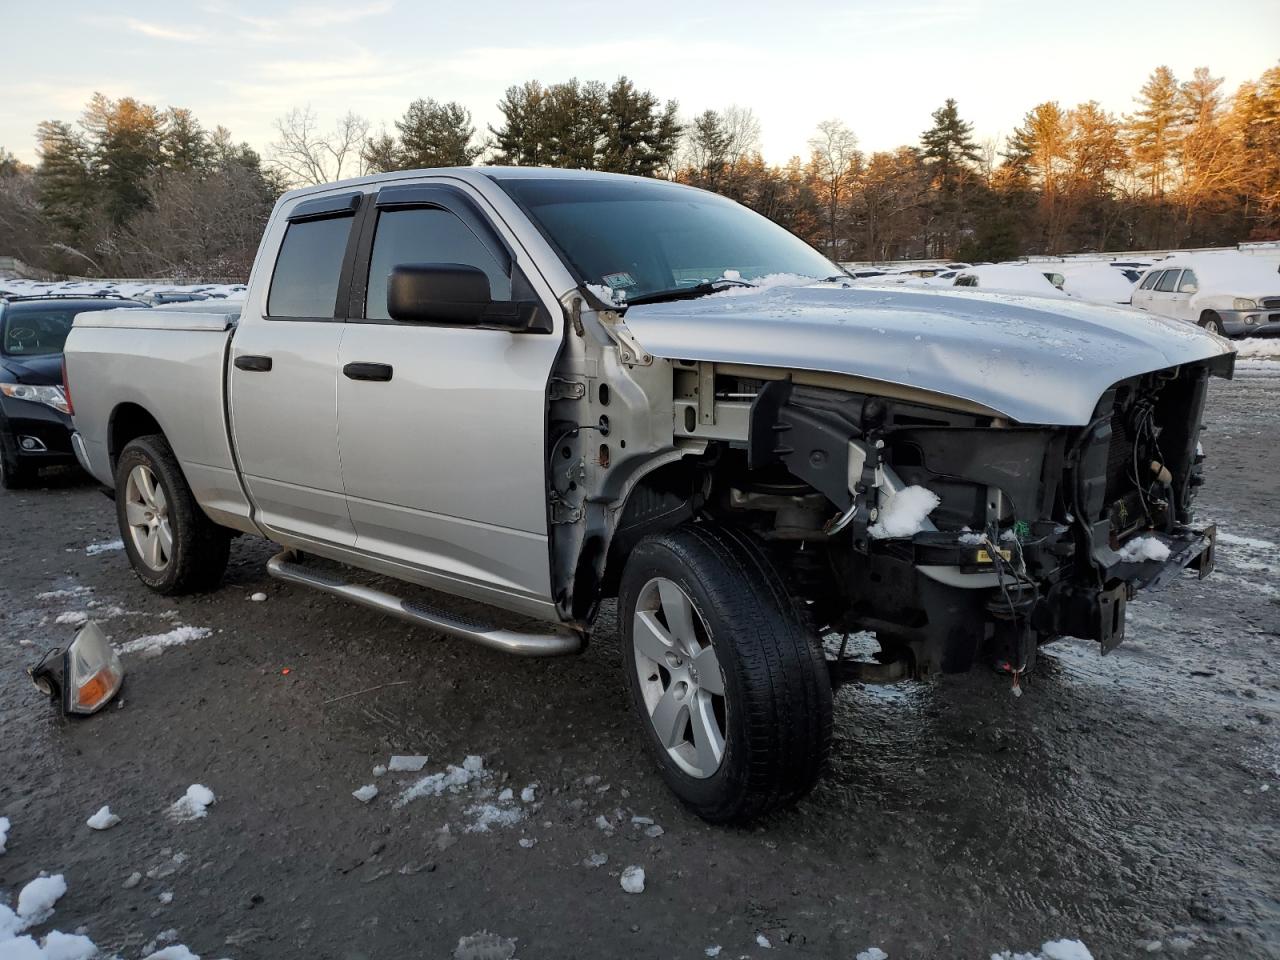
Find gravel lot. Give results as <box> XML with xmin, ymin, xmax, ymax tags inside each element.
<box><xmin>1</xmin><ymin>368</ymin><xmax>1276</xmax><ymax>960</ymax></box>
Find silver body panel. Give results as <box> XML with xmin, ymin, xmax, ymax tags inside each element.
<box><xmin>623</xmin><ymin>284</ymin><xmax>1233</xmax><ymax>426</ymax></box>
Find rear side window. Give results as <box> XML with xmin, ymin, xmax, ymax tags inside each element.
<box><xmin>1155</xmin><ymin>269</ymin><xmax>1182</xmax><ymax>293</ymax></box>
<box><xmin>954</xmin><ymin>275</ymin><xmax>977</xmax><ymax>287</ymax></box>
<box><xmin>1139</xmin><ymin>270</ymin><xmax>1162</xmax><ymax>290</ymax></box>
<box><xmin>268</xmin><ymin>216</ymin><xmax>353</xmax><ymax>318</ymax></box>
<box><xmin>365</xmin><ymin>207</ymin><xmax>512</xmax><ymax>321</ymax></box>
<box><xmin>1179</xmin><ymin>269</ymin><xmax>1199</xmax><ymax>292</ymax></box>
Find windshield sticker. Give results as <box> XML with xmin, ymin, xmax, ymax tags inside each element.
<box><xmin>601</xmin><ymin>272</ymin><xmax>637</xmax><ymax>290</ymax></box>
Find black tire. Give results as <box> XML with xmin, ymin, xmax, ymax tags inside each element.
<box><xmin>1199</xmin><ymin>313</ymin><xmax>1225</xmax><ymax>337</ymax></box>
<box><xmin>0</xmin><ymin>421</ymin><xmax>36</xmax><ymax>489</ymax></box>
<box><xmin>114</xmin><ymin>434</ymin><xmax>230</xmax><ymax>595</ymax></box>
<box><xmin>619</xmin><ymin>523</ymin><xmax>833</xmax><ymax>823</ymax></box>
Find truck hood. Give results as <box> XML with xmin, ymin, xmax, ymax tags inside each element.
<box><xmin>622</xmin><ymin>284</ymin><xmax>1235</xmax><ymax>426</ymax></box>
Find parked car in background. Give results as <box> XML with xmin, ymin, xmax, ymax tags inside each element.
<box><xmin>1130</xmin><ymin>253</ymin><xmax>1280</xmax><ymax>337</ymax></box>
<box><xmin>0</xmin><ymin>294</ymin><xmax>146</xmax><ymax>487</ymax></box>
<box><xmin>951</xmin><ymin>264</ymin><xmax>1068</xmax><ymax>298</ymax></box>
<box><xmin>1059</xmin><ymin>262</ymin><xmax>1140</xmax><ymax>305</ymax></box>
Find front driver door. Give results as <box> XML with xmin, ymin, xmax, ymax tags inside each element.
<box><xmin>335</xmin><ymin>182</ymin><xmax>561</xmax><ymax>611</ymax></box>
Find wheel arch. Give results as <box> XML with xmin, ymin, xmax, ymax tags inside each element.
<box><xmin>108</xmin><ymin>402</ymin><xmax>166</xmax><ymax>472</ymax></box>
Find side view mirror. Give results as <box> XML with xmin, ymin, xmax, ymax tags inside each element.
<box><xmin>386</xmin><ymin>263</ymin><xmax>541</xmax><ymax>331</ymax></box>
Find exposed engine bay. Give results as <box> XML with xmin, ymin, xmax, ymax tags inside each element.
<box><xmin>547</xmin><ymin>292</ymin><xmax>1234</xmax><ymax>685</ymax></box>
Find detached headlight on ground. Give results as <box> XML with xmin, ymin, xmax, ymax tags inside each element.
<box><xmin>29</xmin><ymin>622</ymin><xmax>125</xmax><ymax>716</ymax></box>
<box><xmin>0</xmin><ymin>382</ymin><xmax>70</xmax><ymax>414</ymax></box>
<box><xmin>1233</xmin><ymin>298</ymin><xmax>1258</xmax><ymax>310</ymax></box>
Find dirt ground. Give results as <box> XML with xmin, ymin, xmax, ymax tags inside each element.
<box><xmin>1</xmin><ymin>369</ymin><xmax>1276</xmax><ymax>960</ymax></box>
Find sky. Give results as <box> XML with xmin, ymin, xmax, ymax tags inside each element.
<box><xmin>2</xmin><ymin>0</ymin><xmax>1278</xmax><ymax>168</ymax></box>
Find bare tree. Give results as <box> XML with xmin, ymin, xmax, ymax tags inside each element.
<box><xmin>268</xmin><ymin>106</ymin><xmax>371</xmax><ymax>186</ymax></box>
<box><xmin>807</xmin><ymin>119</ymin><xmax>862</xmax><ymax>258</ymax></box>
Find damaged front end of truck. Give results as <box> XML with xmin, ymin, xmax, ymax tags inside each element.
<box><xmin>550</xmin><ymin>283</ymin><xmax>1236</xmax><ymax>686</ymax></box>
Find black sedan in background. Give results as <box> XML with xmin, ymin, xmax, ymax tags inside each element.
<box><xmin>0</xmin><ymin>295</ymin><xmax>146</xmax><ymax>488</ymax></box>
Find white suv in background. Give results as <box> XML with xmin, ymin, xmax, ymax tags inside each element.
<box><xmin>1131</xmin><ymin>253</ymin><xmax>1280</xmax><ymax>337</ymax></box>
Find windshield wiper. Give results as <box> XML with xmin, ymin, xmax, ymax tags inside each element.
<box><xmin>623</xmin><ymin>277</ymin><xmax>756</xmax><ymax>307</ymax></box>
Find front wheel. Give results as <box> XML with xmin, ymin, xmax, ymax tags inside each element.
<box><xmin>1199</xmin><ymin>313</ymin><xmax>1225</xmax><ymax>337</ymax></box>
<box><xmin>0</xmin><ymin>419</ymin><xmax>36</xmax><ymax>490</ymax></box>
<box><xmin>619</xmin><ymin>524</ymin><xmax>833</xmax><ymax>823</ymax></box>
<box><xmin>114</xmin><ymin>435</ymin><xmax>230</xmax><ymax>595</ymax></box>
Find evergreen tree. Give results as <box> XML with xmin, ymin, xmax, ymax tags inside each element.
<box><xmin>489</xmin><ymin>81</ymin><xmax>549</xmax><ymax>166</ymax></box>
<box><xmin>1128</xmin><ymin>66</ymin><xmax>1182</xmax><ymax>197</ymax></box>
<box><xmin>80</xmin><ymin>93</ymin><xmax>166</xmax><ymax>223</ymax></box>
<box><xmin>35</xmin><ymin>120</ymin><xmax>96</xmax><ymax>233</ymax></box>
<box><xmin>361</xmin><ymin>131</ymin><xmax>401</xmax><ymax>174</ymax></box>
<box><xmin>162</xmin><ymin>107</ymin><xmax>213</xmax><ymax>171</ymax></box>
<box><xmin>920</xmin><ymin>98</ymin><xmax>980</xmax><ymax>257</ymax></box>
<box><xmin>396</xmin><ymin>98</ymin><xmax>480</xmax><ymax>168</ymax></box>
<box><xmin>598</xmin><ymin>77</ymin><xmax>681</xmax><ymax>177</ymax></box>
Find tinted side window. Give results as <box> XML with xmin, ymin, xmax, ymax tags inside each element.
<box><xmin>268</xmin><ymin>215</ymin><xmax>353</xmax><ymax>318</ymax></box>
<box><xmin>1156</xmin><ymin>269</ymin><xmax>1182</xmax><ymax>293</ymax></box>
<box><xmin>1139</xmin><ymin>270</ymin><xmax>1162</xmax><ymax>290</ymax></box>
<box><xmin>366</xmin><ymin>207</ymin><xmax>512</xmax><ymax>321</ymax></box>
<box><xmin>954</xmin><ymin>275</ymin><xmax>977</xmax><ymax>287</ymax></box>
<box><xmin>1179</xmin><ymin>269</ymin><xmax>1199</xmax><ymax>292</ymax></box>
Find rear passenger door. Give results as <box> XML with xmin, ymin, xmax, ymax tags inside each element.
<box><xmin>1131</xmin><ymin>269</ymin><xmax>1162</xmax><ymax>311</ymax></box>
<box><xmin>229</xmin><ymin>191</ymin><xmax>363</xmax><ymax>546</ymax></box>
<box><xmin>334</xmin><ymin>181</ymin><xmax>562</xmax><ymax>610</ymax></box>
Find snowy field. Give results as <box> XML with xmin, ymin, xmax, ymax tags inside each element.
<box><xmin>1</xmin><ymin>372</ymin><xmax>1277</xmax><ymax>958</ymax></box>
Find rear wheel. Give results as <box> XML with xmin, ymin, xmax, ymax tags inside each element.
<box><xmin>620</xmin><ymin>524</ymin><xmax>832</xmax><ymax>823</ymax></box>
<box><xmin>114</xmin><ymin>435</ymin><xmax>230</xmax><ymax>595</ymax></box>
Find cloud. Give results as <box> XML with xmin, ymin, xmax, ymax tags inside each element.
<box><xmin>124</xmin><ymin>18</ymin><xmax>207</xmax><ymax>42</ymax></box>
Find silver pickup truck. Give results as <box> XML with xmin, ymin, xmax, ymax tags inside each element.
<box><xmin>64</xmin><ymin>168</ymin><xmax>1233</xmax><ymax>822</ymax></box>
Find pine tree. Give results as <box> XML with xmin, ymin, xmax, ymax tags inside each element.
<box><xmin>162</xmin><ymin>108</ymin><xmax>213</xmax><ymax>171</ymax></box>
<box><xmin>1128</xmin><ymin>66</ymin><xmax>1182</xmax><ymax>197</ymax></box>
<box><xmin>489</xmin><ymin>81</ymin><xmax>549</xmax><ymax>166</ymax></box>
<box><xmin>920</xmin><ymin>98</ymin><xmax>980</xmax><ymax>256</ymax></box>
<box><xmin>35</xmin><ymin>120</ymin><xmax>96</xmax><ymax>233</ymax></box>
<box><xmin>80</xmin><ymin>93</ymin><xmax>166</xmax><ymax>223</ymax></box>
<box><xmin>395</xmin><ymin>98</ymin><xmax>480</xmax><ymax>168</ymax></box>
<box><xmin>598</xmin><ymin>77</ymin><xmax>681</xmax><ymax>177</ymax></box>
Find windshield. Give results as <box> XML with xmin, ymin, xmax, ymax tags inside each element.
<box><xmin>494</xmin><ymin>176</ymin><xmax>840</xmax><ymax>301</ymax></box>
<box><xmin>1</xmin><ymin>301</ymin><xmax>142</xmax><ymax>357</ymax></box>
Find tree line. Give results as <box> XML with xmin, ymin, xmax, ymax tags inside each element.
<box><xmin>1</xmin><ymin>64</ymin><xmax>1277</xmax><ymax>279</ymax></box>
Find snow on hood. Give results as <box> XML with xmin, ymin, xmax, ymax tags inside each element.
<box><xmin>622</xmin><ymin>282</ymin><xmax>1233</xmax><ymax>426</ymax></box>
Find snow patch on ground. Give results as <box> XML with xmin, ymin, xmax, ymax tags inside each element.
<box><xmin>53</xmin><ymin>612</ymin><xmax>88</xmax><ymax>627</ymax></box>
<box><xmin>856</xmin><ymin>950</ymin><xmax>888</xmax><ymax>960</ymax></box>
<box><xmin>352</xmin><ymin>785</ymin><xmax>378</xmax><ymax>804</ymax></box>
<box><xmin>36</xmin><ymin>587</ymin><xmax>92</xmax><ymax>601</ymax></box>
<box><xmin>991</xmin><ymin>940</ymin><xmax>1094</xmax><ymax>960</ymax></box>
<box><xmin>0</xmin><ymin>817</ymin><xmax>8</xmax><ymax>854</ymax></box>
<box><xmin>869</xmin><ymin>485</ymin><xmax>940</xmax><ymax>539</ymax></box>
<box><xmin>85</xmin><ymin>806</ymin><xmax>120</xmax><ymax>830</ymax></box>
<box><xmin>387</xmin><ymin>755</ymin><xmax>429</xmax><ymax>772</ymax></box>
<box><xmin>1116</xmin><ymin>535</ymin><xmax>1171</xmax><ymax>562</ymax></box>
<box><xmin>116</xmin><ymin>626</ymin><xmax>211</xmax><ymax>657</ymax></box>
<box><xmin>1235</xmin><ymin>338</ymin><xmax>1280</xmax><ymax>360</ymax></box>
<box><xmin>452</xmin><ymin>931</ymin><xmax>517</xmax><ymax>960</ymax></box>
<box><xmin>142</xmin><ymin>947</ymin><xmax>201</xmax><ymax>960</ymax></box>
<box><xmin>396</xmin><ymin>756</ymin><xmax>486</xmax><ymax>806</ymax></box>
<box><xmin>464</xmin><ymin>800</ymin><xmax>525</xmax><ymax>833</ymax></box>
<box><xmin>84</xmin><ymin>539</ymin><xmax>123</xmax><ymax>556</ymax></box>
<box><xmin>619</xmin><ymin>865</ymin><xmax>645</xmax><ymax>893</ymax></box>
<box><xmin>166</xmin><ymin>784</ymin><xmax>215</xmax><ymax>822</ymax></box>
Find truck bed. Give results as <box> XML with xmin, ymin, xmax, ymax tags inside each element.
<box><xmin>65</xmin><ymin>306</ymin><xmax>254</xmax><ymax>532</ymax></box>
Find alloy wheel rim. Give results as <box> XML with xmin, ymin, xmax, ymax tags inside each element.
<box><xmin>124</xmin><ymin>464</ymin><xmax>172</xmax><ymax>572</ymax></box>
<box><xmin>632</xmin><ymin>577</ymin><xmax>727</xmax><ymax>779</ymax></box>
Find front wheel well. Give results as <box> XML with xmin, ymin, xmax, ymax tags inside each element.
<box><xmin>108</xmin><ymin>403</ymin><xmax>164</xmax><ymax>471</ymax></box>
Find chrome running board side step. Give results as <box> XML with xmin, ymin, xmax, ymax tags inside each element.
<box><xmin>266</xmin><ymin>552</ymin><xmax>583</xmax><ymax>657</ymax></box>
